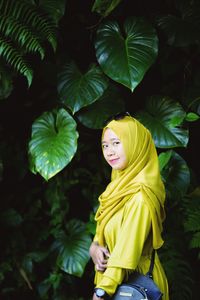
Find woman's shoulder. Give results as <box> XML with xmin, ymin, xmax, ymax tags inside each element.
<box><xmin>122</xmin><ymin>192</ymin><xmax>151</xmax><ymax>221</ymax></box>
<box><xmin>125</xmin><ymin>192</ymin><xmax>148</xmax><ymax>210</ymax></box>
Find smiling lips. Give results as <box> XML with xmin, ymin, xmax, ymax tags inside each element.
<box><xmin>109</xmin><ymin>158</ymin><xmax>119</xmax><ymax>164</ymax></box>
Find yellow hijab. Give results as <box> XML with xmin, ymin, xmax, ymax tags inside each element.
<box><xmin>95</xmin><ymin>116</ymin><xmax>166</xmax><ymax>249</ymax></box>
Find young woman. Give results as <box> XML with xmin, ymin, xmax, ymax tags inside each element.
<box><xmin>89</xmin><ymin>114</ymin><xmax>169</xmax><ymax>300</ymax></box>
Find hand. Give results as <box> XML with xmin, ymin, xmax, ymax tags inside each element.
<box><xmin>89</xmin><ymin>242</ymin><xmax>110</xmax><ymax>272</ymax></box>
<box><xmin>92</xmin><ymin>292</ymin><xmax>104</xmax><ymax>300</ymax></box>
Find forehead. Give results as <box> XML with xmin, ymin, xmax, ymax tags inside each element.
<box><xmin>102</xmin><ymin>128</ymin><xmax>120</xmax><ymax>142</ymax></box>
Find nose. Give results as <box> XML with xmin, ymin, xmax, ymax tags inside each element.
<box><xmin>107</xmin><ymin>146</ymin><xmax>115</xmax><ymax>156</ymax></box>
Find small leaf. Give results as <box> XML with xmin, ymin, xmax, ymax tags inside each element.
<box><xmin>95</xmin><ymin>17</ymin><xmax>158</xmax><ymax>91</ymax></box>
<box><xmin>29</xmin><ymin>109</ymin><xmax>78</xmax><ymax>180</ymax></box>
<box><xmin>185</xmin><ymin>112</ymin><xmax>200</xmax><ymax>122</ymax></box>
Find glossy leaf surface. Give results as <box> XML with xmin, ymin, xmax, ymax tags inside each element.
<box><xmin>58</xmin><ymin>62</ymin><xmax>109</xmax><ymax>114</ymax></box>
<box><xmin>29</xmin><ymin>109</ymin><xmax>78</xmax><ymax>180</ymax></box>
<box><xmin>95</xmin><ymin>17</ymin><xmax>158</xmax><ymax>91</ymax></box>
<box><xmin>53</xmin><ymin>219</ymin><xmax>91</xmax><ymax>277</ymax></box>
<box><xmin>136</xmin><ymin>95</ymin><xmax>189</xmax><ymax>148</ymax></box>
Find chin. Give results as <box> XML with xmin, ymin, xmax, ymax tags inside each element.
<box><xmin>112</xmin><ymin>165</ymin><xmax>123</xmax><ymax>170</ymax></box>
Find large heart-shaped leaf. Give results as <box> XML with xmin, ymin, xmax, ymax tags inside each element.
<box><xmin>29</xmin><ymin>108</ymin><xmax>78</xmax><ymax>180</ymax></box>
<box><xmin>57</xmin><ymin>61</ymin><xmax>109</xmax><ymax>114</ymax></box>
<box><xmin>52</xmin><ymin>219</ymin><xmax>92</xmax><ymax>277</ymax></box>
<box><xmin>136</xmin><ymin>95</ymin><xmax>189</xmax><ymax>148</ymax></box>
<box><xmin>77</xmin><ymin>85</ymin><xmax>125</xmax><ymax>129</ymax></box>
<box><xmin>95</xmin><ymin>17</ymin><xmax>158</xmax><ymax>91</ymax></box>
<box><xmin>161</xmin><ymin>151</ymin><xmax>190</xmax><ymax>198</ymax></box>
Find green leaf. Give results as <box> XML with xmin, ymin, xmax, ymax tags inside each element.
<box><xmin>160</xmin><ymin>243</ymin><xmax>193</xmax><ymax>300</ymax></box>
<box><xmin>185</xmin><ymin>211</ymin><xmax>200</xmax><ymax>232</ymax></box>
<box><xmin>47</xmin><ymin>272</ymin><xmax>62</xmax><ymax>290</ymax></box>
<box><xmin>158</xmin><ymin>150</ymin><xmax>172</xmax><ymax>171</ymax></box>
<box><xmin>136</xmin><ymin>95</ymin><xmax>188</xmax><ymax>148</ymax></box>
<box><xmin>52</xmin><ymin>219</ymin><xmax>92</xmax><ymax>277</ymax></box>
<box><xmin>0</xmin><ymin>36</ymin><xmax>33</xmax><ymax>86</ymax></box>
<box><xmin>38</xmin><ymin>281</ymin><xmax>51</xmax><ymax>297</ymax></box>
<box><xmin>95</xmin><ymin>17</ymin><xmax>158</xmax><ymax>92</ymax></box>
<box><xmin>86</xmin><ymin>212</ymin><xmax>96</xmax><ymax>235</ymax></box>
<box><xmin>0</xmin><ymin>13</ymin><xmax>45</xmax><ymax>59</ymax></box>
<box><xmin>190</xmin><ymin>232</ymin><xmax>200</xmax><ymax>249</ymax></box>
<box><xmin>58</xmin><ymin>62</ymin><xmax>109</xmax><ymax>114</ymax></box>
<box><xmin>161</xmin><ymin>151</ymin><xmax>190</xmax><ymax>197</ymax></box>
<box><xmin>77</xmin><ymin>85</ymin><xmax>125</xmax><ymax>129</ymax></box>
<box><xmin>0</xmin><ymin>0</ymin><xmax>58</xmax><ymax>87</ymax></box>
<box><xmin>92</xmin><ymin>0</ymin><xmax>122</xmax><ymax>17</ymax></box>
<box><xmin>29</xmin><ymin>108</ymin><xmax>78</xmax><ymax>180</ymax></box>
<box><xmin>185</xmin><ymin>112</ymin><xmax>200</xmax><ymax>122</ymax></box>
<box><xmin>45</xmin><ymin>178</ymin><xmax>69</xmax><ymax>216</ymax></box>
<box><xmin>0</xmin><ymin>0</ymin><xmax>57</xmax><ymax>52</ymax></box>
<box><xmin>169</xmin><ymin>115</ymin><xmax>185</xmax><ymax>127</ymax></box>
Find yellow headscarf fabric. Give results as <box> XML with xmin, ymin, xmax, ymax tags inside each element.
<box><xmin>95</xmin><ymin>116</ymin><xmax>166</xmax><ymax>250</ymax></box>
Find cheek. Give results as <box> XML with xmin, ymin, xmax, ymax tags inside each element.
<box><xmin>120</xmin><ymin>149</ymin><xmax>128</xmax><ymax>168</ymax></box>
<box><xmin>119</xmin><ymin>145</ymin><xmax>126</xmax><ymax>159</ymax></box>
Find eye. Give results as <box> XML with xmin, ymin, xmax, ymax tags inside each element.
<box><xmin>102</xmin><ymin>144</ymin><xmax>108</xmax><ymax>149</ymax></box>
<box><xmin>113</xmin><ymin>141</ymin><xmax>120</xmax><ymax>146</ymax></box>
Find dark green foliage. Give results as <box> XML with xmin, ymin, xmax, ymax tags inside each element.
<box><xmin>0</xmin><ymin>0</ymin><xmax>200</xmax><ymax>299</ymax></box>
<box><xmin>92</xmin><ymin>0</ymin><xmax>122</xmax><ymax>17</ymax></box>
<box><xmin>0</xmin><ymin>0</ymin><xmax>58</xmax><ymax>86</ymax></box>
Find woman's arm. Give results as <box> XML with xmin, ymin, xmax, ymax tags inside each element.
<box><xmin>95</xmin><ymin>194</ymin><xmax>152</xmax><ymax>296</ymax></box>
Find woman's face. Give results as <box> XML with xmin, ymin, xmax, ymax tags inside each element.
<box><xmin>102</xmin><ymin>128</ymin><xmax>127</xmax><ymax>170</ymax></box>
